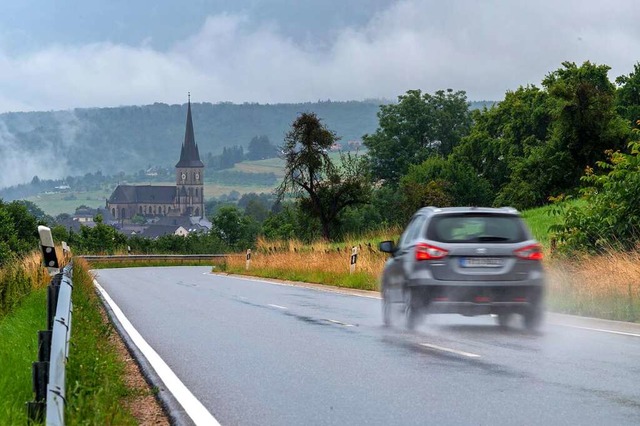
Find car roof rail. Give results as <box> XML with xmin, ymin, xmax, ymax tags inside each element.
<box><xmin>500</xmin><ymin>206</ymin><xmax>519</xmax><ymax>214</ymax></box>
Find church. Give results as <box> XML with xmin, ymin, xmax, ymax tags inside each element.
<box><xmin>106</xmin><ymin>97</ymin><xmax>205</xmax><ymax>221</ymax></box>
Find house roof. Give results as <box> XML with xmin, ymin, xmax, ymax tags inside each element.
<box><xmin>175</xmin><ymin>98</ymin><xmax>204</xmax><ymax>168</ymax></box>
<box><xmin>141</xmin><ymin>224</ymin><xmax>186</xmax><ymax>239</ymax></box>
<box><xmin>108</xmin><ymin>185</ymin><xmax>176</xmax><ymax>204</ymax></box>
<box><xmin>155</xmin><ymin>215</ymin><xmax>208</xmax><ymax>232</ymax></box>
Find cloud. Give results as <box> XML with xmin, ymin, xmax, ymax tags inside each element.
<box><xmin>0</xmin><ymin>0</ymin><xmax>639</xmax><ymax>112</ymax></box>
<box><xmin>0</xmin><ymin>111</ymin><xmax>81</xmax><ymax>188</ymax></box>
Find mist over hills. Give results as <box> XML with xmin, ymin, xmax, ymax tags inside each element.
<box><xmin>0</xmin><ymin>99</ymin><xmax>493</xmax><ymax>190</ymax></box>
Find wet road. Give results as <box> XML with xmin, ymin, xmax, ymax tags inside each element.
<box><xmin>94</xmin><ymin>267</ymin><xmax>640</xmax><ymax>425</ymax></box>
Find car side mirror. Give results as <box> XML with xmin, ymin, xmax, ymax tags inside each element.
<box><xmin>378</xmin><ymin>240</ymin><xmax>396</xmax><ymax>255</ymax></box>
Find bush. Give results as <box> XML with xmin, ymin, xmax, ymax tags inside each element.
<box><xmin>551</xmin><ymin>140</ymin><xmax>640</xmax><ymax>252</ymax></box>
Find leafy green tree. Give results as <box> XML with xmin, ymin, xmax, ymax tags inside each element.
<box><xmin>363</xmin><ymin>89</ymin><xmax>472</xmax><ymax>184</ymax></box>
<box><xmin>615</xmin><ymin>62</ymin><xmax>640</xmax><ymax>127</ymax></box>
<box><xmin>400</xmin><ymin>156</ymin><xmax>494</xmax><ymax>214</ymax></box>
<box><xmin>262</xmin><ymin>203</ymin><xmax>321</xmax><ymax>242</ymax></box>
<box><xmin>552</xmin><ymin>140</ymin><xmax>640</xmax><ymax>252</ymax></box>
<box><xmin>543</xmin><ymin>61</ymin><xmax>629</xmax><ymax>181</ymax></box>
<box><xmin>0</xmin><ymin>208</ymin><xmax>17</xmax><ymax>264</ymax></box>
<box><xmin>453</xmin><ymin>86</ymin><xmax>551</xmax><ymax>194</ymax></box>
<box><xmin>212</xmin><ymin>205</ymin><xmax>259</xmax><ymax>250</ymax></box>
<box><xmin>3</xmin><ymin>201</ymin><xmax>39</xmax><ymax>253</ymax></box>
<box><xmin>246</xmin><ymin>135</ymin><xmax>279</xmax><ymax>160</ymax></box>
<box><xmin>277</xmin><ymin>112</ymin><xmax>371</xmax><ymax>240</ymax></box>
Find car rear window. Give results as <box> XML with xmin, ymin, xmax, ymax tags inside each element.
<box><xmin>426</xmin><ymin>213</ymin><xmax>528</xmax><ymax>243</ymax></box>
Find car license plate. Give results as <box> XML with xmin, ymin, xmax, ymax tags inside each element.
<box><xmin>460</xmin><ymin>257</ymin><xmax>503</xmax><ymax>268</ymax></box>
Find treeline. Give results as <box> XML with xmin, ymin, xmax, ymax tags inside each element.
<box><xmin>0</xmin><ymin>201</ymin><xmax>42</xmax><ymax>265</ymax></box>
<box><xmin>203</xmin><ymin>135</ymin><xmax>280</xmax><ymax>171</ymax></box>
<box><xmin>261</xmin><ymin>61</ymin><xmax>640</xmax><ymax>251</ymax></box>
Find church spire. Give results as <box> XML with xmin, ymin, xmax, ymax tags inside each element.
<box><xmin>175</xmin><ymin>93</ymin><xmax>204</xmax><ymax>168</ymax></box>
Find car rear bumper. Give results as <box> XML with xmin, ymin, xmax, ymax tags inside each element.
<box><xmin>405</xmin><ymin>283</ymin><xmax>544</xmax><ymax>315</ymax></box>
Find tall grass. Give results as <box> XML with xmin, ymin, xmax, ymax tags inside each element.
<box><xmin>547</xmin><ymin>251</ymin><xmax>640</xmax><ymax>321</ymax></box>
<box><xmin>0</xmin><ymin>251</ymin><xmax>51</xmax><ymax>319</ymax></box>
<box><xmin>223</xmin><ymin>235</ymin><xmax>390</xmax><ymax>291</ymax></box>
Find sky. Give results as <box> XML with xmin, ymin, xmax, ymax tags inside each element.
<box><xmin>0</xmin><ymin>0</ymin><xmax>639</xmax><ymax>113</ymax></box>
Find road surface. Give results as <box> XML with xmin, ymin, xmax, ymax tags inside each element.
<box><xmin>94</xmin><ymin>266</ymin><xmax>640</xmax><ymax>425</ymax></box>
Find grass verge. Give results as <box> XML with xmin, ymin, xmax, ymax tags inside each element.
<box><xmin>0</xmin><ymin>256</ymin><xmax>159</xmax><ymax>425</ymax></box>
<box><xmin>63</xmin><ymin>258</ymin><xmax>143</xmax><ymax>425</ymax></box>
<box><xmin>0</xmin><ymin>288</ymin><xmax>47</xmax><ymax>424</ymax></box>
<box><xmin>88</xmin><ymin>259</ymin><xmax>216</xmax><ymax>269</ymax></box>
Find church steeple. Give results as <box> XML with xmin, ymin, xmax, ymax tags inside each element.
<box><xmin>175</xmin><ymin>93</ymin><xmax>204</xmax><ymax>168</ymax></box>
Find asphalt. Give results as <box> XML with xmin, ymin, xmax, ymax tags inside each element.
<box><xmin>94</xmin><ymin>267</ymin><xmax>640</xmax><ymax>426</ymax></box>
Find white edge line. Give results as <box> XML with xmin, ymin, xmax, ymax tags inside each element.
<box><xmin>419</xmin><ymin>343</ymin><xmax>481</xmax><ymax>358</ymax></box>
<box><xmin>561</xmin><ymin>324</ymin><xmax>640</xmax><ymax>338</ymax></box>
<box><xmin>267</xmin><ymin>304</ymin><xmax>288</xmax><ymax>310</ymax></box>
<box><xmin>93</xmin><ymin>279</ymin><xmax>221</xmax><ymax>426</ymax></box>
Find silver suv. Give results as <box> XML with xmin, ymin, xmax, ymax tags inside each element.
<box><xmin>379</xmin><ymin>207</ymin><xmax>545</xmax><ymax>330</ymax></box>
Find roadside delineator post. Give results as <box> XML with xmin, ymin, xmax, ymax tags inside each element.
<box><xmin>246</xmin><ymin>249</ymin><xmax>252</xmax><ymax>270</ymax></box>
<box><xmin>38</xmin><ymin>226</ymin><xmax>59</xmax><ymax>275</ymax></box>
<box><xmin>62</xmin><ymin>241</ymin><xmax>70</xmax><ymax>263</ymax></box>
<box><xmin>350</xmin><ymin>246</ymin><xmax>358</xmax><ymax>274</ymax></box>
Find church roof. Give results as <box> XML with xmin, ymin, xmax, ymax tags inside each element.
<box><xmin>108</xmin><ymin>185</ymin><xmax>176</xmax><ymax>204</ymax></box>
<box><xmin>175</xmin><ymin>97</ymin><xmax>204</xmax><ymax>168</ymax></box>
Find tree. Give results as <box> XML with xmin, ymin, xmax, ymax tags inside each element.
<box><xmin>615</xmin><ymin>62</ymin><xmax>640</xmax><ymax>127</ymax></box>
<box><xmin>400</xmin><ymin>156</ymin><xmax>493</xmax><ymax>215</ymax></box>
<box><xmin>453</xmin><ymin>85</ymin><xmax>552</xmax><ymax>194</ymax></box>
<box><xmin>246</xmin><ymin>135</ymin><xmax>279</xmax><ymax>160</ymax></box>
<box><xmin>363</xmin><ymin>89</ymin><xmax>472</xmax><ymax>184</ymax></box>
<box><xmin>277</xmin><ymin>113</ymin><xmax>371</xmax><ymax>240</ymax></box>
<box><xmin>211</xmin><ymin>205</ymin><xmax>259</xmax><ymax>250</ymax></box>
<box><xmin>543</xmin><ymin>61</ymin><xmax>629</xmax><ymax>181</ymax></box>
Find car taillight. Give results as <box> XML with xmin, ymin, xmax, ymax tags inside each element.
<box><xmin>416</xmin><ymin>243</ymin><xmax>449</xmax><ymax>260</ymax></box>
<box><xmin>514</xmin><ymin>244</ymin><xmax>543</xmax><ymax>260</ymax></box>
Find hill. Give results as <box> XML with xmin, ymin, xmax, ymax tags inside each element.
<box><xmin>0</xmin><ymin>100</ymin><xmax>493</xmax><ymax>190</ymax></box>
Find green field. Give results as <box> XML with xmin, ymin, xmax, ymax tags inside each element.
<box><xmin>22</xmin><ymin>153</ymin><xmax>368</xmax><ymax>216</ymax></box>
<box><xmin>26</xmin><ymin>189</ymin><xmax>113</xmax><ymax>216</ymax></box>
<box><xmin>233</xmin><ymin>158</ymin><xmax>286</xmax><ymax>177</ymax></box>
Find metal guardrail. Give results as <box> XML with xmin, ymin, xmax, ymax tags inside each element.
<box><xmin>28</xmin><ymin>262</ymin><xmax>73</xmax><ymax>425</ymax></box>
<box><xmin>81</xmin><ymin>254</ymin><xmax>234</xmax><ymax>262</ymax></box>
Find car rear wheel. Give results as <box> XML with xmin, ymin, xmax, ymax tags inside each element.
<box><xmin>497</xmin><ymin>312</ymin><xmax>513</xmax><ymax>328</ymax></box>
<box><xmin>382</xmin><ymin>287</ymin><xmax>392</xmax><ymax>327</ymax></box>
<box><xmin>523</xmin><ymin>303</ymin><xmax>543</xmax><ymax>331</ymax></box>
<box><xmin>404</xmin><ymin>287</ymin><xmax>420</xmax><ymax>330</ymax></box>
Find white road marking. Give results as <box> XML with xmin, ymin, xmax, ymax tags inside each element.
<box><xmin>94</xmin><ymin>279</ymin><xmax>221</xmax><ymax>426</ymax></box>
<box><xmin>268</xmin><ymin>304</ymin><xmax>288</xmax><ymax>310</ymax></box>
<box><xmin>326</xmin><ymin>319</ymin><xmax>355</xmax><ymax>327</ymax></box>
<box><xmin>419</xmin><ymin>343</ymin><xmax>481</xmax><ymax>358</ymax></box>
<box><xmin>561</xmin><ymin>324</ymin><xmax>640</xmax><ymax>338</ymax></box>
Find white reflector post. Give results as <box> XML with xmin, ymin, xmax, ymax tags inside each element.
<box><xmin>38</xmin><ymin>225</ymin><xmax>59</xmax><ymax>272</ymax></box>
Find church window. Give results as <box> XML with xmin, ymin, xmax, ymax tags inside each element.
<box><xmin>139</xmin><ymin>206</ymin><xmax>142</xmax><ymax>214</ymax></box>
<box><xmin>121</xmin><ymin>208</ymin><xmax>126</xmax><ymax>219</ymax></box>
<box><xmin>112</xmin><ymin>208</ymin><xmax>116</xmax><ymax>218</ymax></box>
